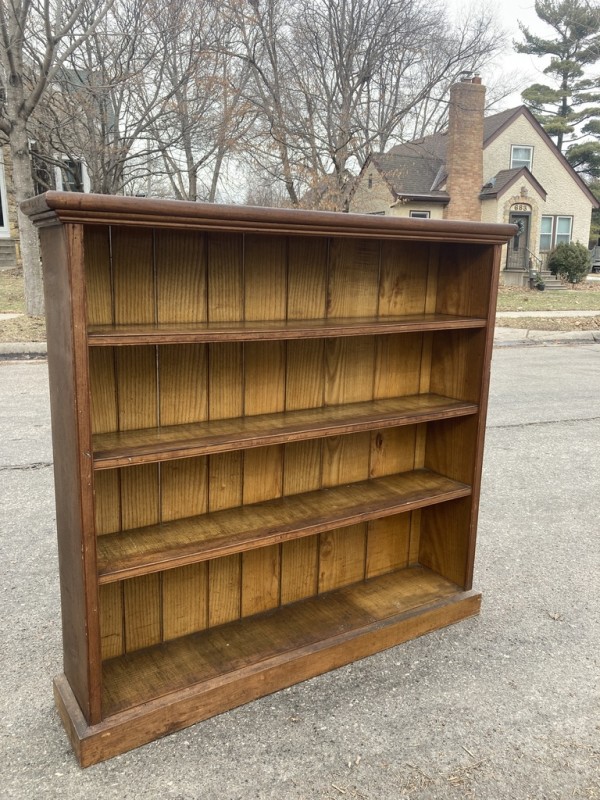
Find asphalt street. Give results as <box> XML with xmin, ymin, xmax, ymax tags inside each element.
<box><xmin>1</xmin><ymin>344</ymin><xmax>599</xmax><ymax>799</ymax></box>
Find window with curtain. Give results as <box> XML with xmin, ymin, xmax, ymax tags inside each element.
<box><xmin>511</xmin><ymin>145</ymin><xmax>533</xmax><ymax>171</ymax></box>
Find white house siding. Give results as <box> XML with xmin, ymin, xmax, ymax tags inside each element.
<box><xmin>483</xmin><ymin>115</ymin><xmax>593</xmax><ymax>249</ymax></box>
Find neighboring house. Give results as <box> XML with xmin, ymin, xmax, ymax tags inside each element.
<box><xmin>0</xmin><ymin>144</ymin><xmax>20</xmax><ymax>270</ymax></box>
<box><xmin>0</xmin><ymin>142</ymin><xmax>89</xmax><ymax>272</ymax></box>
<box><xmin>349</xmin><ymin>77</ymin><xmax>600</xmax><ymax>286</ymax></box>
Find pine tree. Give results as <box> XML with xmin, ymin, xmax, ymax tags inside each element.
<box><xmin>516</xmin><ymin>0</ymin><xmax>600</xmax><ymax>155</ymax></box>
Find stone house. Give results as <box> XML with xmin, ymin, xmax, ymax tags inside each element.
<box><xmin>348</xmin><ymin>77</ymin><xmax>599</xmax><ymax>286</ymax></box>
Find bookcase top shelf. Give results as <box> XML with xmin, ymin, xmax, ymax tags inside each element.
<box><xmin>22</xmin><ymin>191</ymin><xmax>517</xmax><ymax>244</ymax></box>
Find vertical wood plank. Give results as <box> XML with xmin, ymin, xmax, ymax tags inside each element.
<box><xmin>408</xmin><ymin>510</ymin><xmax>422</xmax><ymax>565</ymax></box>
<box><xmin>161</xmin><ymin>457</ymin><xmax>208</xmax><ymax>522</ymax></box>
<box><xmin>207</xmin><ymin>233</ymin><xmax>243</xmax><ymax>322</ymax></box>
<box><xmin>322</xmin><ymin>432</ymin><xmax>371</xmax><ymax>488</ymax></box>
<box><xmin>115</xmin><ymin>347</ymin><xmax>157</xmax><ymax>432</ymax></box>
<box><xmin>327</xmin><ymin>239</ymin><xmax>379</xmax><ymax>318</ymax></box>
<box><xmin>280</xmin><ymin>537</ymin><xmax>319</xmax><ymax>605</ymax></box>
<box><xmin>209</xmin><ymin>343</ymin><xmax>243</xmax><ymax>421</ymax></box>
<box><xmin>241</xmin><ymin>236</ymin><xmax>286</xmax><ymax>615</ymax></box>
<box><xmin>366</xmin><ymin>516</ymin><xmax>410</xmax><ymax>578</ymax></box>
<box><xmin>378</xmin><ymin>241</ymin><xmax>429</xmax><ymax>316</ymax></box>
<box><xmin>112</xmin><ymin>228</ymin><xmax>154</xmax><ymax>324</ymax></box>
<box><xmin>244</xmin><ymin>341</ymin><xmax>285</xmax><ymax>416</ymax></box>
<box><xmin>156</xmin><ymin>230</ymin><xmax>206</xmax><ymax>323</ymax></box>
<box><xmin>159</xmin><ymin>345</ymin><xmax>207</xmax><ymax>426</ymax></box>
<box><xmin>281</xmin><ymin>439</ymin><xmax>322</xmax><ymax>603</ymax></box>
<box><xmin>241</xmin><ymin>445</ymin><xmax>283</xmax><ymax>615</ymax></box>
<box><xmin>319</xmin><ymin>524</ymin><xmax>367</xmax><ymax>593</ymax></box>
<box><xmin>207</xmin><ymin>452</ymin><xmax>242</xmax><ymax>625</ymax></box>
<box><xmin>241</xmin><ymin>545</ymin><xmax>281</xmax><ymax>616</ymax></box>
<box><xmin>286</xmin><ymin>340</ymin><xmax>324</xmax><ymax>411</ymax></box>
<box><xmin>208</xmin><ymin>452</ymin><xmax>243</xmax><ymax>513</ymax></box>
<box><xmin>244</xmin><ymin>235</ymin><xmax>287</xmax><ymax>321</ymax></box>
<box><xmin>324</xmin><ymin>337</ymin><xmax>375</xmax><ymax>406</ymax></box>
<box><xmin>94</xmin><ymin>469</ymin><xmax>120</xmax><ymax>536</ymax></box>
<box><xmin>243</xmin><ymin>446</ymin><xmax>284</xmax><ymax>504</ymax></box>
<box><xmin>373</xmin><ymin>333</ymin><xmax>423</xmax><ymax>400</ymax></box>
<box><xmin>162</xmin><ymin>564</ymin><xmax>208</xmax><ymax>641</ymax></box>
<box><xmin>120</xmin><ymin>464</ymin><xmax>160</xmax><ymax>531</ymax></box>
<box><xmin>283</xmin><ymin>439</ymin><xmax>322</xmax><ymax>496</ymax></box>
<box><xmin>124</xmin><ymin>574</ymin><xmax>162</xmax><ymax>652</ymax></box>
<box><xmin>84</xmin><ymin>226</ymin><xmax>112</xmax><ymax>325</ymax></box>
<box><xmin>99</xmin><ymin>583</ymin><xmax>123</xmax><ymax>659</ymax></box>
<box><xmin>208</xmin><ymin>555</ymin><xmax>241</xmax><ymax>628</ymax></box>
<box><xmin>88</xmin><ymin>348</ymin><xmax>118</xmax><ymax>435</ymax></box>
<box><xmin>369</xmin><ymin>426</ymin><xmax>418</xmax><ymax>478</ymax></box>
<box><xmin>287</xmin><ymin>237</ymin><xmax>328</xmax><ymax>320</ymax></box>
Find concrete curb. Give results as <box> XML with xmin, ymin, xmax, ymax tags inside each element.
<box><xmin>0</xmin><ymin>341</ymin><xmax>47</xmax><ymax>359</ymax></box>
<box><xmin>494</xmin><ymin>328</ymin><xmax>600</xmax><ymax>347</ymax></box>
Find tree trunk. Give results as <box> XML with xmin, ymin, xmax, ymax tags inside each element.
<box><xmin>11</xmin><ymin>121</ymin><xmax>44</xmax><ymax>316</ymax></box>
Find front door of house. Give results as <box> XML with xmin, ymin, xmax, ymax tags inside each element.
<box><xmin>506</xmin><ymin>212</ymin><xmax>530</xmax><ymax>270</ymax></box>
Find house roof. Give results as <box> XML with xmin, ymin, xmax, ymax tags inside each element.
<box><xmin>377</xmin><ymin>105</ymin><xmax>599</xmax><ymax>209</ymax></box>
<box><xmin>480</xmin><ymin>167</ymin><xmax>547</xmax><ymax>201</ymax></box>
<box><xmin>368</xmin><ymin>153</ymin><xmax>449</xmax><ymax>203</ymax></box>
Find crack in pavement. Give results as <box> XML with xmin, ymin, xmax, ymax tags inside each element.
<box><xmin>0</xmin><ymin>461</ymin><xmax>53</xmax><ymax>472</ymax></box>
<box><xmin>489</xmin><ymin>415</ymin><xmax>600</xmax><ymax>431</ymax></box>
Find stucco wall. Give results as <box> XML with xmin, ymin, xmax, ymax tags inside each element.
<box><xmin>484</xmin><ymin>115</ymin><xmax>593</xmax><ymax>248</ymax></box>
<box><xmin>349</xmin><ymin>170</ymin><xmax>446</xmax><ymax>219</ymax></box>
<box><xmin>389</xmin><ymin>202</ymin><xmax>444</xmax><ymax>219</ymax></box>
<box><xmin>349</xmin><ymin>169</ymin><xmax>393</xmax><ymax>214</ymax></box>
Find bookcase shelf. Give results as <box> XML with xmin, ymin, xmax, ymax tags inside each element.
<box><xmin>87</xmin><ymin>313</ymin><xmax>487</xmax><ymax>345</ymax></box>
<box><xmin>96</xmin><ymin>468</ymin><xmax>472</xmax><ymax>582</ymax></box>
<box><xmin>23</xmin><ymin>191</ymin><xmax>513</xmax><ymax>766</ymax></box>
<box><xmin>92</xmin><ymin>393</ymin><xmax>478</xmax><ymax>469</ymax></box>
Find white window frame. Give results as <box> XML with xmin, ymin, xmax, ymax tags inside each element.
<box><xmin>511</xmin><ymin>145</ymin><xmax>533</xmax><ymax>171</ymax></box>
<box><xmin>54</xmin><ymin>157</ymin><xmax>91</xmax><ymax>193</ymax></box>
<box><xmin>409</xmin><ymin>210</ymin><xmax>430</xmax><ymax>219</ymax></box>
<box><xmin>540</xmin><ymin>216</ymin><xmax>553</xmax><ymax>252</ymax></box>
<box><xmin>539</xmin><ymin>215</ymin><xmax>573</xmax><ymax>251</ymax></box>
<box><xmin>555</xmin><ymin>216</ymin><xmax>573</xmax><ymax>245</ymax></box>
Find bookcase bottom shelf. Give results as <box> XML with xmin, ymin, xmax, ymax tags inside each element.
<box><xmin>54</xmin><ymin>566</ymin><xmax>481</xmax><ymax>767</ymax></box>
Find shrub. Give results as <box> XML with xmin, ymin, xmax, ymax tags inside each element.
<box><xmin>547</xmin><ymin>242</ymin><xmax>591</xmax><ymax>284</ymax></box>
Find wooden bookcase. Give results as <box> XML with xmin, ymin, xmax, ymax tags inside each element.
<box><xmin>23</xmin><ymin>192</ymin><xmax>514</xmax><ymax>766</ymax></box>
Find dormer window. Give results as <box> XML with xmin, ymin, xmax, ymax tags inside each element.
<box><xmin>368</xmin><ymin>174</ymin><xmax>373</xmax><ymax>189</ymax></box>
<box><xmin>511</xmin><ymin>145</ymin><xmax>533</xmax><ymax>171</ymax></box>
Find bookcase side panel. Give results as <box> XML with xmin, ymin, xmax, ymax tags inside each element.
<box><xmin>39</xmin><ymin>223</ymin><xmax>102</xmax><ymax>723</ymax></box>
<box><xmin>435</xmin><ymin>244</ymin><xmax>494</xmax><ymax>319</ymax></box>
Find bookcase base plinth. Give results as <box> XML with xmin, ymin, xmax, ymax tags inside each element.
<box><xmin>54</xmin><ymin>573</ymin><xmax>481</xmax><ymax>767</ymax></box>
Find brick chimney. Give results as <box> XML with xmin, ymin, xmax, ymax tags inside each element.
<box><xmin>443</xmin><ymin>76</ymin><xmax>486</xmax><ymax>221</ymax></box>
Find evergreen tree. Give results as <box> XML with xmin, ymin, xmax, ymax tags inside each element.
<box><xmin>516</xmin><ymin>0</ymin><xmax>600</xmax><ymax>155</ymax></box>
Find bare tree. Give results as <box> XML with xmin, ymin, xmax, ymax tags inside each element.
<box><xmin>0</xmin><ymin>0</ymin><xmax>117</xmax><ymax>314</ymax></box>
<box><xmin>28</xmin><ymin>0</ymin><xmax>205</xmax><ymax>198</ymax></box>
<box><xmin>223</xmin><ymin>0</ymin><xmax>505</xmax><ymax>210</ymax></box>
<box><xmin>149</xmin><ymin>0</ymin><xmax>255</xmax><ymax>202</ymax></box>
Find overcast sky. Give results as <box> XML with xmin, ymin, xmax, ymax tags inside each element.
<box><xmin>447</xmin><ymin>0</ymin><xmax>555</xmax><ymax>109</ymax></box>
